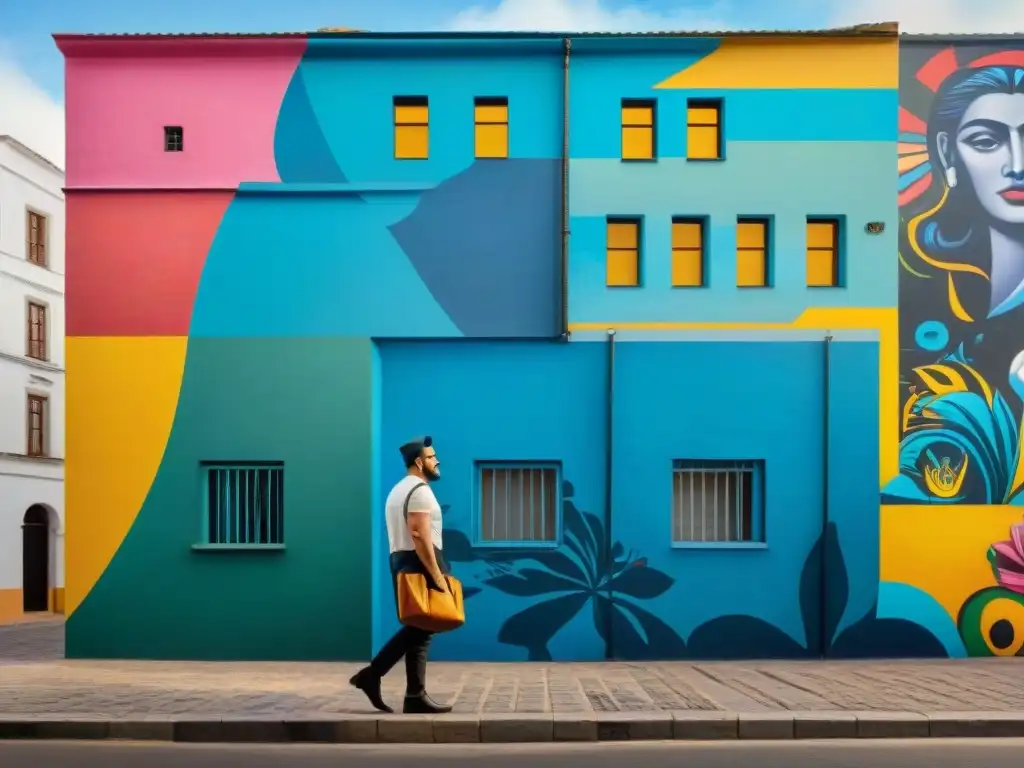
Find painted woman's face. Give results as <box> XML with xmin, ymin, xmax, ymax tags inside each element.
<box><xmin>953</xmin><ymin>92</ymin><xmax>1024</xmax><ymax>225</ymax></box>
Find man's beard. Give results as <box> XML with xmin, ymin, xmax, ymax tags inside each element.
<box><xmin>425</xmin><ymin>467</ymin><xmax>441</xmax><ymax>482</ymax></box>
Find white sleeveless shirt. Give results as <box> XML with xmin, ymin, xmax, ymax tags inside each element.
<box><xmin>385</xmin><ymin>475</ymin><xmax>443</xmax><ymax>554</ymax></box>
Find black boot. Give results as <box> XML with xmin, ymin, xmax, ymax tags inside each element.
<box><xmin>350</xmin><ymin>668</ymin><xmax>393</xmax><ymax>714</ymax></box>
<box><xmin>403</xmin><ymin>694</ymin><xmax>452</xmax><ymax>714</ymax></box>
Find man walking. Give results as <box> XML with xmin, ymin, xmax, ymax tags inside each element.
<box><xmin>350</xmin><ymin>436</ymin><xmax>454</xmax><ymax>714</ymax></box>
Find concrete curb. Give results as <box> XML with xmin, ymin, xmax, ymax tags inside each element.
<box><xmin>3</xmin><ymin>711</ymin><xmax>1024</xmax><ymax>743</ymax></box>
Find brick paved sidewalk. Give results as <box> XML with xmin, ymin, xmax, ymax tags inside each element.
<box><xmin>2</xmin><ymin>620</ymin><xmax>1024</xmax><ymax>743</ymax></box>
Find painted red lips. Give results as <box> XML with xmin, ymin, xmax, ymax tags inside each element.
<box><xmin>999</xmin><ymin>188</ymin><xmax>1024</xmax><ymax>202</ymax></box>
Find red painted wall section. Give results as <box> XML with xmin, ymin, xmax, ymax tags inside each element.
<box><xmin>59</xmin><ymin>37</ymin><xmax>307</xmax><ymax>190</ymax></box>
<box><xmin>66</xmin><ymin>192</ymin><xmax>234</xmax><ymax>336</ymax></box>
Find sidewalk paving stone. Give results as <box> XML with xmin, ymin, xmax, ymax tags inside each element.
<box><xmin>3</xmin><ymin>620</ymin><xmax>1024</xmax><ymax>743</ymax></box>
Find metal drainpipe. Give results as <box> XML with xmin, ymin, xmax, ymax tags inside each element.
<box><xmin>560</xmin><ymin>38</ymin><xmax>571</xmax><ymax>340</ymax></box>
<box><xmin>604</xmin><ymin>328</ymin><xmax>616</xmax><ymax>659</ymax></box>
<box><xmin>820</xmin><ymin>333</ymin><xmax>833</xmax><ymax>658</ymax></box>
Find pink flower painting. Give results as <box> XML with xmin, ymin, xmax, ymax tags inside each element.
<box><xmin>989</xmin><ymin>522</ymin><xmax>1024</xmax><ymax>595</ymax></box>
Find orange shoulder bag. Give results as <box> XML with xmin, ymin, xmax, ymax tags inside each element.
<box><xmin>395</xmin><ymin>482</ymin><xmax>466</xmax><ymax>633</ymax></box>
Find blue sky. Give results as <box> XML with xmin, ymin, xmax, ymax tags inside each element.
<box><xmin>7</xmin><ymin>0</ymin><xmax>834</xmax><ymax>101</ymax></box>
<box><xmin>0</xmin><ymin>0</ymin><xmax>1016</xmax><ymax>166</ymax></box>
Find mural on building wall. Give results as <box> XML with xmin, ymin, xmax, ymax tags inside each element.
<box><xmin>61</xmin><ymin>34</ymin><xmax>566</xmax><ymax>659</ymax></box>
<box><xmin>880</xmin><ymin>43</ymin><xmax>1024</xmax><ymax>659</ymax></box>
<box><xmin>955</xmin><ymin>519</ymin><xmax>1024</xmax><ymax>656</ymax></box>
<box><xmin>443</xmin><ymin>480</ymin><xmax>688</xmax><ymax>660</ymax></box>
<box><xmin>68</xmin><ymin>30</ymin><xmax>1010</xmax><ymax>663</ymax></box>
<box><xmin>887</xmin><ymin>46</ymin><xmax>1024</xmax><ymax>506</ymax></box>
<box><xmin>444</xmin><ymin>481</ymin><xmax>947</xmax><ymax>660</ymax></box>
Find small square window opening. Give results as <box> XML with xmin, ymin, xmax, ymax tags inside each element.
<box><xmin>164</xmin><ymin>126</ymin><xmax>184</xmax><ymax>152</ymax></box>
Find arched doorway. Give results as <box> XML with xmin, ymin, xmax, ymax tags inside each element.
<box><xmin>22</xmin><ymin>505</ymin><xmax>50</xmax><ymax>612</ymax></box>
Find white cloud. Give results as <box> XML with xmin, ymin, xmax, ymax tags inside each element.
<box><xmin>830</xmin><ymin>0</ymin><xmax>1024</xmax><ymax>33</ymax></box>
<box><xmin>448</xmin><ymin>0</ymin><xmax>728</xmax><ymax>32</ymax></box>
<box><xmin>0</xmin><ymin>46</ymin><xmax>64</xmax><ymax>170</ymax></box>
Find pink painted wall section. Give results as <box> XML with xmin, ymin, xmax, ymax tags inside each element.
<box><xmin>59</xmin><ymin>38</ymin><xmax>307</xmax><ymax>189</ymax></box>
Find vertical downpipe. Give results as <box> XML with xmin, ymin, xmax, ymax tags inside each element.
<box><xmin>560</xmin><ymin>38</ymin><xmax>571</xmax><ymax>340</ymax></box>
<box><xmin>604</xmin><ymin>329</ymin><xmax>616</xmax><ymax>658</ymax></box>
<box><xmin>820</xmin><ymin>333</ymin><xmax>833</xmax><ymax>658</ymax></box>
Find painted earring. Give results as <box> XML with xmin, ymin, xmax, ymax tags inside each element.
<box><xmin>945</xmin><ymin>167</ymin><xmax>958</xmax><ymax>189</ymax></box>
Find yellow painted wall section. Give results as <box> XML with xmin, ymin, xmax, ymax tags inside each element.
<box><xmin>65</xmin><ymin>336</ymin><xmax>188</xmax><ymax>617</ymax></box>
<box><xmin>568</xmin><ymin>307</ymin><xmax>898</xmax><ymax>487</ymax></box>
<box><xmin>655</xmin><ymin>38</ymin><xmax>899</xmax><ymax>90</ymax></box>
<box><xmin>881</xmin><ymin>505</ymin><xmax>1023</xmax><ymax>621</ymax></box>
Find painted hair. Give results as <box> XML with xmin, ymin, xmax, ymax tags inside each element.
<box><xmin>907</xmin><ymin>65</ymin><xmax>1024</xmax><ymax>322</ymax></box>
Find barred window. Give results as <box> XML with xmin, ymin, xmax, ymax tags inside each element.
<box><xmin>671</xmin><ymin>460</ymin><xmax>763</xmax><ymax>543</ymax></box>
<box><xmin>203</xmin><ymin>464</ymin><xmax>284</xmax><ymax>546</ymax></box>
<box><xmin>478</xmin><ymin>463</ymin><xmax>559</xmax><ymax>544</ymax></box>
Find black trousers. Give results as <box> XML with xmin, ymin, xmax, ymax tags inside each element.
<box><xmin>369</xmin><ymin>548</ymin><xmax>450</xmax><ymax>697</ymax></box>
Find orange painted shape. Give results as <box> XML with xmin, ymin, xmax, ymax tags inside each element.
<box><xmin>881</xmin><ymin>505</ymin><xmax>1023</xmax><ymax>621</ymax></box>
<box><xmin>898</xmin><ymin>142</ymin><xmax>926</xmax><ymax>156</ymax></box>
<box><xmin>898</xmin><ymin>152</ymin><xmax>929</xmax><ymax>173</ymax></box>
<box><xmin>0</xmin><ymin>589</ymin><xmax>22</xmax><ymax>625</ymax></box>
<box><xmin>972</xmin><ymin>51</ymin><xmax>1024</xmax><ymax>68</ymax></box>
<box><xmin>65</xmin><ymin>336</ymin><xmax>188</xmax><ymax>617</ymax></box>
<box><xmin>899</xmin><ymin>106</ymin><xmax>928</xmax><ymax>135</ymax></box>
<box><xmin>916</xmin><ymin>47</ymin><xmax>959</xmax><ymax>92</ymax></box>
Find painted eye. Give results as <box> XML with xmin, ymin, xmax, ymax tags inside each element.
<box><xmin>959</xmin><ymin>586</ymin><xmax>1024</xmax><ymax>656</ymax></box>
<box><xmin>968</xmin><ymin>135</ymin><xmax>1000</xmax><ymax>151</ymax></box>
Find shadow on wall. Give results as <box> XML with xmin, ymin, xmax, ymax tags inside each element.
<box><xmin>443</xmin><ymin>479</ymin><xmax>949</xmax><ymax>660</ymax></box>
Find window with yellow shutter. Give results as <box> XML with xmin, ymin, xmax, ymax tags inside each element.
<box><xmin>687</xmin><ymin>100</ymin><xmax>722</xmax><ymax>161</ymax></box>
<box><xmin>606</xmin><ymin>218</ymin><xmax>641</xmax><ymax>287</ymax></box>
<box><xmin>475</xmin><ymin>97</ymin><xmax>509</xmax><ymax>159</ymax></box>
<box><xmin>621</xmin><ymin>99</ymin><xmax>655</xmax><ymax>160</ymax></box>
<box><xmin>806</xmin><ymin>218</ymin><xmax>842</xmax><ymax>287</ymax></box>
<box><xmin>736</xmin><ymin>218</ymin><xmax>770</xmax><ymax>287</ymax></box>
<box><xmin>671</xmin><ymin>218</ymin><xmax>705</xmax><ymax>287</ymax></box>
<box><xmin>394</xmin><ymin>96</ymin><xmax>429</xmax><ymax>159</ymax></box>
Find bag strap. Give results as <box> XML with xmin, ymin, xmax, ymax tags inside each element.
<box><xmin>402</xmin><ymin>481</ymin><xmax>428</xmax><ymax>521</ymax></box>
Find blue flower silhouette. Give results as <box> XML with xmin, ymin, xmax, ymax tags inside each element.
<box><xmin>443</xmin><ymin>481</ymin><xmax>686</xmax><ymax>660</ymax></box>
<box><xmin>686</xmin><ymin>522</ymin><xmax>949</xmax><ymax>658</ymax></box>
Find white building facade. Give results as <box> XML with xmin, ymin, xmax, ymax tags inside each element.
<box><xmin>0</xmin><ymin>135</ymin><xmax>65</xmax><ymax>623</ymax></box>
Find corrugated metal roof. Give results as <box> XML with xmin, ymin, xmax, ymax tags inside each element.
<box><xmin>899</xmin><ymin>32</ymin><xmax>1024</xmax><ymax>39</ymax></box>
<box><xmin>52</xmin><ymin>22</ymin><xmax>899</xmax><ymax>41</ymax></box>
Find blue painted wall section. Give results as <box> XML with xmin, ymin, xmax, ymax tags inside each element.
<box><xmin>372</xmin><ymin>335</ymin><xmax>944</xmax><ymax>660</ymax></box>
<box><xmin>611</xmin><ymin>338</ymin><xmax>826</xmax><ymax>655</ymax></box>
<box><xmin>193</xmin><ymin>39</ymin><xmax>565</xmax><ymax>339</ymax></box>
<box><xmin>375</xmin><ymin>340</ymin><xmax>607</xmax><ymax>661</ymax></box>
<box><xmin>173</xmin><ymin>32</ymin><xmax>957</xmax><ymax>662</ymax></box>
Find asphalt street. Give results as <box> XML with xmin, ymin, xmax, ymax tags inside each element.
<box><xmin>1</xmin><ymin>740</ymin><xmax>1023</xmax><ymax>767</ymax></box>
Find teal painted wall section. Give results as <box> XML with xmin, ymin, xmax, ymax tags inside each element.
<box><xmin>566</xmin><ymin>43</ymin><xmax>898</xmax><ymax>326</ymax></box>
<box><xmin>66</xmin><ymin>338</ymin><xmax>376</xmax><ymax>660</ymax></box>
<box><xmin>568</xmin><ymin>143</ymin><xmax>897</xmax><ymax>325</ymax></box>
